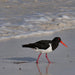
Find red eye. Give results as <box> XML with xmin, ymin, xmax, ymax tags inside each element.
<box><xmin>58</xmin><ymin>38</ymin><xmax>61</xmax><ymax>41</ymax></box>
<box><xmin>58</xmin><ymin>38</ymin><xmax>60</xmax><ymax>40</ymax></box>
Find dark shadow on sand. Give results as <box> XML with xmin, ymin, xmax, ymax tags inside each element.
<box><xmin>4</xmin><ymin>57</ymin><xmax>36</xmax><ymax>64</ymax></box>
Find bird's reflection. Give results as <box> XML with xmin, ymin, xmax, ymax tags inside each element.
<box><xmin>36</xmin><ymin>63</ymin><xmax>51</xmax><ymax>75</ymax></box>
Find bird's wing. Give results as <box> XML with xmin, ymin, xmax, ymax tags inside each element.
<box><xmin>34</xmin><ymin>40</ymin><xmax>51</xmax><ymax>49</ymax></box>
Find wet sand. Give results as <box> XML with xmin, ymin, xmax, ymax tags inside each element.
<box><xmin>0</xmin><ymin>29</ymin><xmax>75</xmax><ymax>75</ymax></box>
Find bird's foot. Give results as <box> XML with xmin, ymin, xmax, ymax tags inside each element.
<box><xmin>36</xmin><ymin>61</ymin><xmax>39</xmax><ymax>64</ymax></box>
<box><xmin>48</xmin><ymin>61</ymin><xmax>51</xmax><ymax>64</ymax></box>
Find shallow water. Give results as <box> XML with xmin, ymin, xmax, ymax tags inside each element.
<box><xmin>0</xmin><ymin>29</ymin><xmax>75</xmax><ymax>75</ymax></box>
<box><xmin>0</xmin><ymin>0</ymin><xmax>75</xmax><ymax>40</ymax></box>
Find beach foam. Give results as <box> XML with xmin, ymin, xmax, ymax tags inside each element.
<box><xmin>0</xmin><ymin>0</ymin><xmax>75</xmax><ymax>41</ymax></box>
<box><xmin>0</xmin><ymin>13</ymin><xmax>75</xmax><ymax>41</ymax></box>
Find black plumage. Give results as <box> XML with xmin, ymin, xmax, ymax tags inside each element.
<box><xmin>22</xmin><ymin>37</ymin><xmax>67</xmax><ymax>63</ymax></box>
<box><xmin>22</xmin><ymin>40</ymin><xmax>51</xmax><ymax>49</ymax></box>
<box><xmin>22</xmin><ymin>37</ymin><xmax>61</xmax><ymax>51</ymax></box>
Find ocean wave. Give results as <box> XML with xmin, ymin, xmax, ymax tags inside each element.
<box><xmin>0</xmin><ymin>13</ymin><xmax>75</xmax><ymax>41</ymax></box>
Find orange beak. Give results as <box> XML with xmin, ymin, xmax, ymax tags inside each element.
<box><xmin>60</xmin><ymin>41</ymin><xmax>68</xmax><ymax>47</ymax></box>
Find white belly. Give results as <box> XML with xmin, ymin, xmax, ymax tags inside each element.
<box><xmin>35</xmin><ymin>44</ymin><xmax>52</xmax><ymax>53</ymax></box>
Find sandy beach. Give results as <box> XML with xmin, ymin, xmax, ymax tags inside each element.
<box><xmin>0</xmin><ymin>29</ymin><xmax>75</xmax><ymax>75</ymax></box>
<box><xmin>0</xmin><ymin>0</ymin><xmax>75</xmax><ymax>75</ymax></box>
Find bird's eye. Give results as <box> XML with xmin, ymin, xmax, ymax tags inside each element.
<box><xmin>58</xmin><ymin>38</ymin><xmax>60</xmax><ymax>41</ymax></box>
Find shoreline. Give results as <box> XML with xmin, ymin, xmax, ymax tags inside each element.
<box><xmin>0</xmin><ymin>26</ymin><xmax>75</xmax><ymax>42</ymax></box>
<box><xmin>0</xmin><ymin>28</ymin><xmax>75</xmax><ymax>75</ymax></box>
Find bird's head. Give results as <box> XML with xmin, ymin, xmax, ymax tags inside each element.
<box><xmin>53</xmin><ymin>37</ymin><xmax>68</xmax><ymax>47</ymax></box>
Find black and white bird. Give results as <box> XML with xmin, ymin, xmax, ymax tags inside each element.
<box><xmin>22</xmin><ymin>37</ymin><xmax>68</xmax><ymax>63</ymax></box>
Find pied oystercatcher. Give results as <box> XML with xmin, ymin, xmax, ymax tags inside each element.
<box><xmin>22</xmin><ymin>37</ymin><xmax>68</xmax><ymax>63</ymax></box>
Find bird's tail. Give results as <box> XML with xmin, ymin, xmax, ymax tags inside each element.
<box><xmin>22</xmin><ymin>43</ymin><xmax>36</xmax><ymax>48</ymax></box>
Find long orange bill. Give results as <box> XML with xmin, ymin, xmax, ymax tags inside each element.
<box><xmin>60</xmin><ymin>41</ymin><xmax>68</xmax><ymax>47</ymax></box>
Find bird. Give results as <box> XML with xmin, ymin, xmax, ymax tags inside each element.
<box><xmin>22</xmin><ymin>37</ymin><xmax>68</xmax><ymax>63</ymax></box>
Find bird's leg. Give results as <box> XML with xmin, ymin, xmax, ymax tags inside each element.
<box><xmin>45</xmin><ymin>53</ymin><xmax>51</xmax><ymax>63</ymax></box>
<box><xmin>36</xmin><ymin>53</ymin><xmax>42</xmax><ymax>64</ymax></box>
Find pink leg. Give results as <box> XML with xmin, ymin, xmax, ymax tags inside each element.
<box><xmin>45</xmin><ymin>53</ymin><xmax>51</xmax><ymax>63</ymax></box>
<box><xmin>36</xmin><ymin>53</ymin><xmax>42</xmax><ymax>63</ymax></box>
